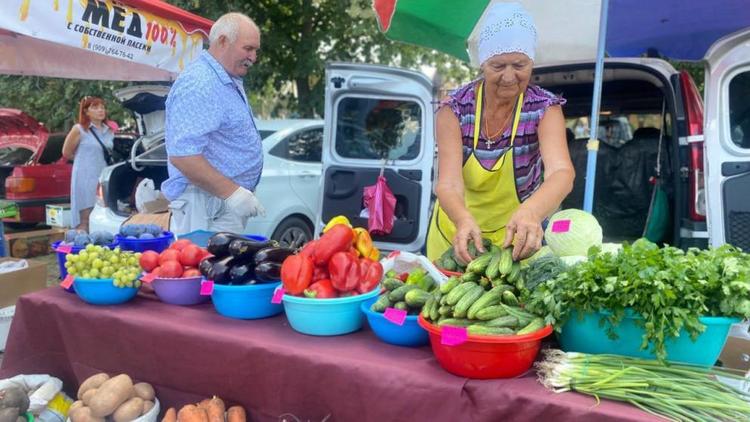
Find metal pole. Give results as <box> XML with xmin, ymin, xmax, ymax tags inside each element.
<box><xmin>582</xmin><ymin>0</ymin><xmax>610</xmax><ymax>213</ymax></box>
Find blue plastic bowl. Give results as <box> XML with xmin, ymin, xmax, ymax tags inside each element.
<box><xmin>211</xmin><ymin>281</ymin><xmax>283</xmax><ymax>319</ymax></box>
<box><xmin>361</xmin><ymin>296</ymin><xmax>429</xmax><ymax>347</ymax></box>
<box><xmin>282</xmin><ymin>287</ymin><xmax>380</xmax><ymax>336</ymax></box>
<box><xmin>73</xmin><ymin>277</ymin><xmax>139</xmax><ymax>305</ymax></box>
<box><xmin>115</xmin><ymin>231</ymin><xmax>175</xmax><ymax>253</ymax></box>
<box><xmin>177</xmin><ymin>230</ymin><xmax>268</xmax><ymax>248</ymax></box>
<box><xmin>51</xmin><ymin>240</ymin><xmax>119</xmax><ymax>292</ymax></box>
<box><xmin>559</xmin><ymin>309</ymin><xmax>740</xmax><ymax>365</ymax></box>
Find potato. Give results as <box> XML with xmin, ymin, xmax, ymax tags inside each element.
<box><xmin>0</xmin><ymin>407</ymin><xmax>20</xmax><ymax>422</ymax></box>
<box><xmin>88</xmin><ymin>374</ymin><xmax>134</xmax><ymax>418</ymax></box>
<box><xmin>112</xmin><ymin>397</ymin><xmax>143</xmax><ymax>422</ymax></box>
<box><xmin>69</xmin><ymin>401</ymin><xmax>85</xmax><ymax>415</ymax></box>
<box><xmin>177</xmin><ymin>405</ymin><xmax>208</xmax><ymax>422</ymax></box>
<box><xmin>0</xmin><ymin>388</ymin><xmax>29</xmax><ymax>414</ymax></box>
<box><xmin>77</xmin><ymin>374</ymin><xmax>110</xmax><ymax>400</ymax></box>
<box><xmin>69</xmin><ymin>407</ymin><xmax>104</xmax><ymax>422</ymax></box>
<box><xmin>142</xmin><ymin>400</ymin><xmax>155</xmax><ymax>416</ymax></box>
<box><xmin>81</xmin><ymin>389</ymin><xmax>98</xmax><ymax>407</ymax></box>
<box><xmin>132</xmin><ymin>383</ymin><xmax>155</xmax><ymax>402</ymax></box>
<box><xmin>227</xmin><ymin>406</ymin><xmax>246</xmax><ymax>422</ymax></box>
<box><xmin>161</xmin><ymin>407</ymin><xmax>176</xmax><ymax>422</ymax></box>
<box><xmin>203</xmin><ymin>397</ymin><xmax>224</xmax><ymax>422</ymax></box>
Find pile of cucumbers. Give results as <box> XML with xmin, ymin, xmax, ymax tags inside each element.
<box><xmin>434</xmin><ymin>238</ymin><xmax>493</xmax><ymax>272</ymax></box>
<box><xmin>370</xmin><ymin>276</ymin><xmax>436</xmax><ymax>316</ymax></box>
<box><xmin>422</xmin><ymin>246</ymin><xmax>545</xmax><ymax>336</ymax></box>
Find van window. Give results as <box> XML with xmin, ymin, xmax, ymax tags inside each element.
<box><xmin>729</xmin><ymin>70</ymin><xmax>750</xmax><ymax>149</ymax></box>
<box><xmin>335</xmin><ymin>98</ymin><xmax>421</xmax><ymax>160</ymax></box>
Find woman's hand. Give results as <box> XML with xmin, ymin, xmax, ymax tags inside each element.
<box><xmin>503</xmin><ymin>205</ymin><xmax>543</xmax><ymax>260</ymax></box>
<box><xmin>453</xmin><ymin>216</ymin><xmax>485</xmax><ymax>265</ymax></box>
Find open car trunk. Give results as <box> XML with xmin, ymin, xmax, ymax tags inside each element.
<box><xmin>534</xmin><ymin>60</ymin><xmax>680</xmax><ymax>243</ymax></box>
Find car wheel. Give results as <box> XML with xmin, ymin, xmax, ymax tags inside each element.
<box><xmin>271</xmin><ymin>216</ymin><xmax>313</xmax><ymax>248</ymax></box>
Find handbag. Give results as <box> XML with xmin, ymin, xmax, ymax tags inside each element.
<box><xmin>90</xmin><ymin>126</ymin><xmax>114</xmax><ymax>165</ymax></box>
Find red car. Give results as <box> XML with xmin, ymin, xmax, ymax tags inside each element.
<box><xmin>0</xmin><ymin>109</ymin><xmax>71</xmax><ymax>227</ymax></box>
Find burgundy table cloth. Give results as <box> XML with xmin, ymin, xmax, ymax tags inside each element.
<box><xmin>0</xmin><ymin>288</ymin><xmax>658</xmax><ymax>421</ymax></box>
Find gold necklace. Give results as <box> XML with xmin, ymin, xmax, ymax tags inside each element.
<box><xmin>484</xmin><ymin>108</ymin><xmax>513</xmax><ymax>147</ymax></box>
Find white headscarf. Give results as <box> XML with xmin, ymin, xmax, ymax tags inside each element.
<box><xmin>469</xmin><ymin>2</ymin><xmax>537</xmax><ymax>67</ymax></box>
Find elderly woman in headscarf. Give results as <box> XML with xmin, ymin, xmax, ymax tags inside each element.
<box><xmin>427</xmin><ymin>3</ymin><xmax>575</xmax><ymax>264</ymax></box>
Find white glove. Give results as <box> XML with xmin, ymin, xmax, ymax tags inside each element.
<box><xmin>225</xmin><ymin>186</ymin><xmax>266</xmax><ymax>218</ymax></box>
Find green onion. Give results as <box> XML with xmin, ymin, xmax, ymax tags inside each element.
<box><xmin>536</xmin><ymin>350</ymin><xmax>750</xmax><ymax>422</ymax></box>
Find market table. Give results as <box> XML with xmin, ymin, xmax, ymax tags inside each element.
<box><xmin>0</xmin><ymin>287</ymin><xmax>658</xmax><ymax>421</ymax></box>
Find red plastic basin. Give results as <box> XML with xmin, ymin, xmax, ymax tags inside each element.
<box><xmin>434</xmin><ymin>263</ymin><xmax>463</xmax><ymax>278</ymax></box>
<box><xmin>418</xmin><ymin>315</ymin><xmax>553</xmax><ymax>379</ymax></box>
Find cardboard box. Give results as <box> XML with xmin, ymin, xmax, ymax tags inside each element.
<box><xmin>719</xmin><ymin>336</ymin><xmax>750</xmax><ymax>372</ymax></box>
<box><xmin>46</xmin><ymin>203</ymin><xmax>72</xmax><ymax>227</ymax></box>
<box><xmin>141</xmin><ymin>193</ymin><xmax>169</xmax><ymax>214</ymax></box>
<box><xmin>0</xmin><ymin>257</ymin><xmax>48</xmax><ymax>308</ymax></box>
<box><xmin>123</xmin><ymin>211</ymin><xmax>171</xmax><ymax>232</ymax></box>
<box><xmin>4</xmin><ymin>228</ymin><xmax>66</xmax><ymax>258</ymax></box>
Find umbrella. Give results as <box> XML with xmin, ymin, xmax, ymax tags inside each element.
<box><xmin>372</xmin><ymin>0</ymin><xmax>750</xmax><ymax>212</ymax></box>
<box><xmin>0</xmin><ymin>0</ymin><xmax>212</xmax><ymax>81</ymax></box>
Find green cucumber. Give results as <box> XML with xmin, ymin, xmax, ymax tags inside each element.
<box><xmin>445</xmin><ymin>281</ymin><xmax>478</xmax><ymax>306</ymax></box>
<box><xmin>429</xmin><ymin>292</ymin><xmax>442</xmax><ymax>321</ymax></box>
<box><xmin>438</xmin><ymin>318</ymin><xmax>472</xmax><ymax>327</ymax></box>
<box><xmin>501</xmin><ymin>290</ymin><xmax>519</xmax><ymax>306</ymax></box>
<box><xmin>370</xmin><ymin>295</ymin><xmax>391</xmax><ymax>313</ymax></box>
<box><xmin>382</xmin><ymin>278</ymin><xmax>405</xmax><ymax>292</ymax></box>
<box><xmin>453</xmin><ymin>284</ymin><xmax>485</xmax><ymax>318</ymax></box>
<box><xmin>393</xmin><ymin>301</ymin><xmax>408</xmax><ymax>311</ymax></box>
<box><xmin>516</xmin><ymin>317</ymin><xmax>545</xmax><ymax>335</ymax></box>
<box><xmin>421</xmin><ymin>294</ymin><xmax>436</xmax><ymax>320</ymax></box>
<box><xmin>388</xmin><ymin>284</ymin><xmax>419</xmax><ymax>302</ymax></box>
<box><xmin>475</xmin><ymin>305</ymin><xmax>509</xmax><ymax>320</ymax></box>
<box><xmin>484</xmin><ymin>315</ymin><xmax>519</xmax><ymax>328</ymax></box>
<box><xmin>498</xmin><ymin>248</ymin><xmax>513</xmax><ymax>275</ymax></box>
<box><xmin>467</xmin><ymin>325</ymin><xmax>514</xmax><ymax>336</ymax></box>
<box><xmin>466</xmin><ymin>286</ymin><xmax>504</xmax><ymax>319</ymax></box>
<box><xmin>466</xmin><ymin>252</ymin><xmax>493</xmax><ymax>274</ymax></box>
<box><xmin>485</xmin><ymin>249</ymin><xmax>503</xmax><ymax>280</ymax></box>
<box><xmin>405</xmin><ymin>289</ymin><xmax>431</xmax><ymax>307</ymax></box>
<box><xmin>440</xmin><ymin>276</ymin><xmax>460</xmax><ymax>294</ymax></box>
<box><xmin>438</xmin><ymin>305</ymin><xmax>453</xmax><ymax>316</ymax></box>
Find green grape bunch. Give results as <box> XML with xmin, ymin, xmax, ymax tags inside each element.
<box><xmin>64</xmin><ymin>244</ymin><xmax>143</xmax><ymax>289</ymax></box>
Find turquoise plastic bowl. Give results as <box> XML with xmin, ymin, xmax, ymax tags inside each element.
<box><xmin>559</xmin><ymin>309</ymin><xmax>740</xmax><ymax>365</ymax></box>
<box><xmin>361</xmin><ymin>296</ymin><xmax>429</xmax><ymax>347</ymax></box>
<box><xmin>73</xmin><ymin>277</ymin><xmax>139</xmax><ymax>305</ymax></box>
<box><xmin>211</xmin><ymin>282</ymin><xmax>284</xmax><ymax>319</ymax></box>
<box><xmin>282</xmin><ymin>287</ymin><xmax>380</xmax><ymax>336</ymax></box>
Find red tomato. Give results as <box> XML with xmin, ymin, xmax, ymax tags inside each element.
<box><xmin>159</xmin><ymin>249</ymin><xmax>181</xmax><ymax>265</ymax></box>
<box><xmin>169</xmin><ymin>239</ymin><xmax>193</xmax><ymax>251</ymax></box>
<box><xmin>151</xmin><ymin>266</ymin><xmax>163</xmax><ymax>277</ymax></box>
<box><xmin>182</xmin><ymin>268</ymin><xmax>202</xmax><ymax>278</ymax></box>
<box><xmin>160</xmin><ymin>260</ymin><xmax>183</xmax><ymax>278</ymax></box>
<box><xmin>179</xmin><ymin>245</ymin><xmax>204</xmax><ymax>267</ymax></box>
<box><xmin>139</xmin><ymin>250</ymin><xmax>160</xmax><ymax>272</ymax></box>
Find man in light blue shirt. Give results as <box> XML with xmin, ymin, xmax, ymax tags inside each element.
<box><xmin>164</xmin><ymin>12</ymin><xmax>266</xmax><ymax>234</ymax></box>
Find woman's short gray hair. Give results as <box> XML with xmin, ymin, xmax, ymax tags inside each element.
<box><xmin>209</xmin><ymin>12</ymin><xmax>257</xmax><ymax>45</ymax></box>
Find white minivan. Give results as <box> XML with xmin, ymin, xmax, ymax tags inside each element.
<box><xmin>315</xmin><ymin>28</ymin><xmax>750</xmax><ymax>253</ymax></box>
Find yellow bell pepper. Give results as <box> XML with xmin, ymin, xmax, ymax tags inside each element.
<box><xmin>352</xmin><ymin>227</ymin><xmax>379</xmax><ymax>260</ymax></box>
<box><xmin>323</xmin><ymin>215</ymin><xmax>351</xmax><ymax>233</ymax></box>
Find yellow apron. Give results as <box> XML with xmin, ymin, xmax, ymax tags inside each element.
<box><xmin>426</xmin><ymin>81</ymin><xmax>524</xmax><ymax>261</ymax></box>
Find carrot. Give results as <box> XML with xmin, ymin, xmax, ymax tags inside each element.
<box><xmin>161</xmin><ymin>407</ymin><xmax>177</xmax><ymax>422</ymax></box>
<box><xmin>227</xmin><ymin>406</ymin><xmax>246</xmax><ymax>422</ymax></box>
<box><xmin>204</xmin><ymin>397</ymin><xmax>225</xmax><ymax>422</ymax></box>
<box><xmin>177</xmin><ymin>404</ymin><xmax>208</xmax><ymax>422</ymax></box>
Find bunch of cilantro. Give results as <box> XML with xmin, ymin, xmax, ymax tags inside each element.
<box><xmin>526</xmin><ymin>238</ymin><xmax>750</xmax><ymax>361</ymax></box>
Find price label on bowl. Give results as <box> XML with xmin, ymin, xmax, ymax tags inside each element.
<box><xmin>441</xmin><ymin>326</ymin><xmax>468</xmax><ymax>346</ymax></box>
<box><xmin>551</xmin><ymin>219</ymin><xmax>571</xmax><ymax>233</ymax></box>
<box><xmin>384</xmin><ymin>308</ymin><xmax>407</xmax><ymax>326</ymax></box>
<box><xmin>271</xmin><ymin>287</ymin><xmax>285</xmax><ymax>304</ymax></box>
<box><xmin>60</xmin><ymin>274</ymin><xmax>74</xmax><ymax>289</ymax></box>
<box><xmin>200</xmin><ymin>280</ymin><xmax>214</xmax><ymax>296</ymax></box>
<box><xmin>57</xmin><ymin>244</ymin><xmax>73</xmax><ymax>254</ymax></box>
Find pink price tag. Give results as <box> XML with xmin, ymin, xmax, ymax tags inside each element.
<box><xmin>551</xmin><ymin>219</ymin><xmax>571</xmax><ymax>233</ymax></box>
<box><xmin>271</xmin><ymin>287</ymin><xmax>285</xmax><ymax>304</ymax></box>
<box><xmin>200</xmin><ymin>280</ymin><xmax>214</xmax><ymax>296</ymax></box>
<box><xmin>141</xmin><ymin>273</ymin><xmax>156</xmax><ymax>284</ymax></box>
<box><xmin>60</xmin><ymin>274</ymin><xmax>74</xmax><ymax>289</ymax></box>
<box><xmin>57</xmin><ymin>244</ymin><xmax>73</xmax><ymax>254</ymax></box>
<box><xmin>383</xmin><ymin>307</ymin><xmax>407</xmax><ymax>326</ymax></box>
<box><xmin>441</xmin><ymin>325</ymin><xmax>468</xmax><ymax>346</ymax></box>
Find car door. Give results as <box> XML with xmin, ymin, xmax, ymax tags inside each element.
<box><xmin>317</xmin><ymin>63</ymin><xmax>435</xmax><ymax>253</ymax></box>
<box><xmin>704</xmin><ymin>28</ymin><xmax>750</xmax><ymax>250</ymax></box>
<box><xmin>268</xmin><ymin>124</ymin><xmax>324</xmax><ymax>213</ymax></box>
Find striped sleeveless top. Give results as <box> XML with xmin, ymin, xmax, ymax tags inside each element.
<box><xmin>440</xmin><ymin>80</ymin><xmax>566</xmax><ymax>201</ymax></box>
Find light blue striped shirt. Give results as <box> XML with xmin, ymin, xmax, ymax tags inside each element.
<box><xmin>162</xmin><ymin>50</ymin><xmax>263</xmax><ymax>200</ymax></box>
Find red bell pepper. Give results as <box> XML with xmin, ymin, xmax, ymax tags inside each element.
<box><xmin>312</xmin><ymin>265</ymin><xmax>330</xmax><ymax>282</ymax></box>
<box><xmin>358</xmin><ymin>258</ymin><xmax>383</xmax><ymax>294</ymax></box>
<box><xmin>280</xmin><ymin>254</ymin><xmax>314</xmax><ymax>295</ymax></box>
<box><xmin>299</xmin><ymin>240</ymin><xmax>318</xmax><ymax>259</ymax></box>
<box><xmin>314</xmin><ymin>224</ymin><xmax>354</xmax><ymax>266</ymax></box>
<box><xmin>303</xmin><ymin>279</ymin><xmax>337</xmax><ymax>298</ymax></box>
<box><xmin>328</xmin><ymin>251</ymin><xmax>360</xmax><ymax>292</ymax></box>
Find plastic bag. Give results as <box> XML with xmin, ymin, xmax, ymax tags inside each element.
<box><xmin>135</xmin><ymin>178</ymin><xmax>160</xmax><ymax>213</ymax></box>
<box><xmin>0</xmin><ymin>374</ymin><xmax>65</xmax><ymax>415</ymax></box>
<box><xmin>363</xmin><ymin>175</ymin><xmax>396</xmax><ymax>235</ymax></box>
<box><xmin>379</xmin><ymin>251</ymin><xmax>448</xmax><ymax>286</ymax></box>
